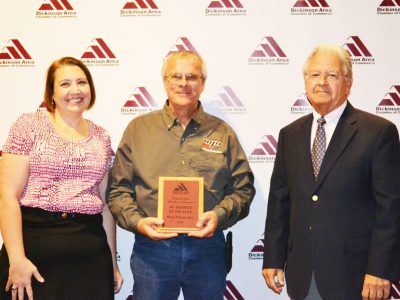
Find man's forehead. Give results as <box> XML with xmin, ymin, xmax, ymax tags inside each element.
<box><xmin>166</xmin><ymin>57</ymin><xmax>202</xmax><ymax>71</ymax></box>
<box><xmin>309</xmin><ymin>52</ymin><xmax>342</xmax><ymax>70</ymax></box>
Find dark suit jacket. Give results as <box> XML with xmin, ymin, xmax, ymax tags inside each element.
<box><xmin>263</xmin><ymin>103</ymin><xmax>400</xmax><ymax>300</ymax></box>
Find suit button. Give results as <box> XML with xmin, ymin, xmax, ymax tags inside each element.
<box><xmin>61</xmin><ymin>212</ymin><xmax>68</xmax><ymax>219</ymax></box>
<box><xmin>312</xmin><ymin>195</ymin><xmax>318</xmax><ymax>202</ymax></box>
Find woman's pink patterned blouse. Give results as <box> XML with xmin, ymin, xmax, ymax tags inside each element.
<box><xmin>3</xmin><ymin>112</ymin><xmax>112</xmax><ymax>214</ymax></box>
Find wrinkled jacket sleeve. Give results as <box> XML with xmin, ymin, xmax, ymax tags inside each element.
<box><xmin>367</xmin><ymin>123</ymin><xmax>400</xmax><ymax>280</ymax></box>
<box><xmin>262</xmin><ymin>129</ymin><xmax>290</xmax><ymax>269</ymax></box>
<box><xmin>106</xmin><ymin>123</ymin><xmax>143</xmax><ymax>233</ymax></box>
<box><xmin>213</xmin><ymin>131</ymin><xmax>256</xmax><ymax>230</ymax></box>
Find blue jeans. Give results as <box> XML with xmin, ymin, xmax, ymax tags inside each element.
<box><xmin>131</xmin><ymin>231</ymin><xmax>227</xmax><ymax>300</ymax></box>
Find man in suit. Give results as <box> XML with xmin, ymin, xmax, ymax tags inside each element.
<box><xmin>262</xmin><ymin>45</ymin><xmax>400</xmax><ymax>300</ymax></box>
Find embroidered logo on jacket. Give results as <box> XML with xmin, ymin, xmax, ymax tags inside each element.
<box><xmin>202</xmin><ymin>139</ymin><xmax>223</xmax><ymax>153</ymax></box>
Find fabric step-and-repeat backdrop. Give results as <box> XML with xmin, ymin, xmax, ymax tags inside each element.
<box><xmin>1</xmin><ymin>1</ymin><xmax>399</xmax><ymax>299</ymax></box>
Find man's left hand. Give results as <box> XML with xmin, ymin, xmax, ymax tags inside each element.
<box><xmin>362</xmin><ymin>274</ymin><xmax>391</xmax><ymax>300</ymax></box>
<box><xmin>188</xmin><ymin>211</ymin><xmax>218</xmax><ymax>238</ymax></box>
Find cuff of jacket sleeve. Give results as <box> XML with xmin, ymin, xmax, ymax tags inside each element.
<box><xmin>213</xmin><ymin>206</ymin><xmax>228</xmax><ymax>230</ymax></box>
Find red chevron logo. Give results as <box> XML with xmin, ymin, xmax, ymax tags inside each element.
<box><xmin>293</xmin><ymin>0</ymin><xmax>330</xmax><ymax>7</ymax></box>
<box><xmin>213</xmin><ymin>86</ymin><xmax>244</xmax><ymax>108</ymax></box>
<box><xmin>293</xmin><ymin>93</ymin><xmax>310</xmax><ymax>107</ymax></box>
<box><xmin>343</xmin><ymin>36</ymin><xmax>372</xmax><ymax>57</ymax></box>
<box><xmin>208</xmin><ymin>0</ymin><xmax>244</xmax><ymax>8</ymax></box>
<box><xmin>37</xmin><ymin>101</ymin><xmax>47</xmax><ymax>112</ymax></box>
<box><xmin>0</xmin><ymin>39</ymin><xmax>32</xmax><ymax>60</ymax></box>
<box><xmin>38</xmin><ymin>0</ymin><xmax>74</xmax><ymax>11</ymax></box>
<box><xmin>167</xmin><ymin>37</ymin><xmax>198</xmax><ymax>56</ymax></box>
<box><xmin>81</xmin><ymin>38</ymin><xmax>116</xmax><ymax>59</ymax></box>
<box><xmin>251</xmin><ymin>37</ymin><xmax>287</xmax><ymax>58</ymax></box>
<box><xmin>250</xmin><ymin>237</ymin><xmax>265</xmax><ymax>253</ymax></box>
<box><xmin>123</xmin><ymin>87</ymin><xmax>158</xmax><ymax>108</ymax></box>
<box><xmin>378</xmin><ymin>86</ymin><xmax>400</xmax><ymax>106</ymax></box>
<box><xmin>391</xmin><ymin>282</ymin><xmax>400</xmax><ymax>298</ymax></box>
<box><xmin>291</xmin><ymin>93</ymin><xmax>312</xmax><ymax>115</ymax></box>
<box><xmin>122</xmin><ymin>0</ymin><xmax>158</xmax><ymax>9</ymax></box>
<box><xmin>224</xmin><ymin>280</ymin><xmax>244</xmax><ymax>300</ymax></box>
<box><xmin>251</xmin><ymin>135</ymin><xmax>278</xmax><ymax>156</ymax></box>
<box><xmin>380</xmin><ymin>0</ymin><xmax>400</xmax><ymax>6</ymax></box>
<box><xmin>293</xmin><ymin>0</ymin><xmax>329</xmax><ymax>7</ymax></box>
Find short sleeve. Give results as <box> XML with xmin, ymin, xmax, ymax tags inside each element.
<box><xmin>3</xmin><ymin>113</ymin><xmax>35</xmax><ymax>156</ymax></box>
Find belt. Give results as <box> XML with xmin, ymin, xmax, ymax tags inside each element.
<box><xmin>20</xmin><ymin>206</ymin><xmax>100</xmax><ymax>222</ymax></box>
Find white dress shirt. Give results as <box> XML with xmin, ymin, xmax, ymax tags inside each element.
<box><xmin>310</xmin><ymin>100</ymin><xmax>348</xmax><ymax>151</ymax></box>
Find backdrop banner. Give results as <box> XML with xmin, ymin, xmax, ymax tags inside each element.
<box><xmin>1</xmin><ymin>1</ymin><xmax>399</xmax><ymax>299</ymax></box>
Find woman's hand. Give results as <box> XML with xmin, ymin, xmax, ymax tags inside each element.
<box><xmin>6</xmin><ymin>257</ymin><xmax>44</xmax><ymax>300</ymax></box>
<box><xmin>113</xmin><ymin>267</ymin><xmax>123</xmax><ymax>294</ymax></box>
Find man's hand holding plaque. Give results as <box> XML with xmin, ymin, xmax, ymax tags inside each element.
<box><xmin>137</xmin><ymin>217</ymin><xmax>178</xmax><ymax>240</ymax></box>
<box><xmin>187</xmin><ymin>211</ymin><xmax>219</xmax><ymax>238</ymax></box>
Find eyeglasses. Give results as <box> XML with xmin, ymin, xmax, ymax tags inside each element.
<box><xmin>305</xmin><ymin>71</ymin><xmax>345</xmax><ymax>82</ymax></box>
<box><xmin>165</xmin><ymin>73</ymin><xmax>203</xmax><ymax>84</ymax></box>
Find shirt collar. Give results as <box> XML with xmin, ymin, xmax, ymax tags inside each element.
<box><xmin>312</xmin><ymin>100</ymin><xmax>348</xmax><ymax>125</ymax></box>
<box><xmin>161</xmin><ymin>100</ymin><xmax>206</xmax><ymax>130</ymax></box>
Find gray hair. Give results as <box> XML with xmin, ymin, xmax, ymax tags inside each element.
<box><xmin>161</xmin><ymin>50</ymin><xmax>207</xmax><ymax>81</ymax></box>
<box><xmin>303</xmin><ymin>45</ymin><xmax>352</xmax><ymax>79</ymax></box>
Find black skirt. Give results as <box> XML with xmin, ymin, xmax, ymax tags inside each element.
<box><xmin>0</xmin><ymin>206</ymin><xmax>114</xmax><ymax>300</ymax></box>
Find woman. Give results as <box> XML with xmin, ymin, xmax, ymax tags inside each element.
<box><xmin>0</xmin><ymin>57</ymin><xmax>123</xmax><ymax>299</ymax></box>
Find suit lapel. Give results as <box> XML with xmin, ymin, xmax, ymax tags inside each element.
<box><xmin>296</xmin><ymin>114</ymin><xmax>315</xmax><ymax>181</ymax></box>
<box><xmin>315</xmin><ymin>103</ymin><xmax>358</xmax><ymax>190</ymax></box>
